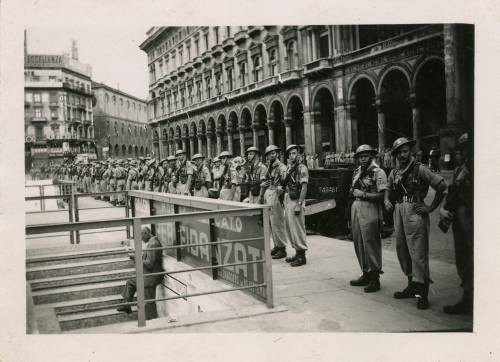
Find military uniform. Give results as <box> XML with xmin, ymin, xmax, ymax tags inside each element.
<box><xmin>175</xmin><ymin>159</ymin><xmax>194</xmax><ymax>195</ymax></box>
<box><xmin>192</xmin><ymin>157</ymin><xmax>212</xmax><ymax>198</ymax></box>
<box><xmin>114</xmin><ymin>163</ymin><xmax>127</xmax><ymax>204</ymax></box>
<box><xmin>212</xmin><ymin>163</ymin><xmax>223</xmax><ymax>191</ymax></box>
<box><xmin>246</xmin><ymin>159</ymin><xmax>267</xmax><ymax>204</ymax></box>
<box><xmin>349</xmin><ymin>147</ymin><xmax>388</xmax><ymax>291</ymax></box>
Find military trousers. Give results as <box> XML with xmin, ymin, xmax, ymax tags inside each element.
<box><xmin>176</xmin><ymin>183</ymin><xmax>190</xmax><ymax>195</ymax></box>
<box><xmin>264</xmin><ymin>188</ymin><xmax>287</xmax><ymax>249</ymax></box>
<box><xmin>452</xmin><ymin>204</ymin><xmax>473</xmax><ymax>295</ymax></box>
<box><xmin>193</xmin><ymin>186</ymin><xmax>209</xmax><ymax>198</ymax></box>
<box><xmin>116</xmin><ymin>179</ymin><xmax>126</xmax><ymax>202</ymax></box>
<box><xmin>109</xmin><ymin>179</ymin><xmax>117</xmax><ymax>202</ymax></box>
<box><xmin>351</xmin><ymin>199</ymin><xmax>382</xmax><ymax>273</ymax></box>
<box><xmin>220</xmin><ymin>186</ymin><xmax>241</xmax><ymax>201</ymax></box>
<box><xmin>394</xmin><ymin>202</ymin><xmax>431</xmax><ymax>284</ymax></box>
<box><xmin>284</xmin><ymin>194</ymin><xmax>308</xmax><ymax>251</ymax></box>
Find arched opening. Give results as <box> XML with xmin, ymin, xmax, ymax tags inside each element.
<box><xmin>240</xmin><ymin>108</ymin><xmax>253</xmax><ymax>152</ymax></box>
<box><xmin>121</xmin><ymin>144</ymin><xmax>126</xmax><ymax>157</ymax></box>
<box><xmin>128</xmin><ymin>145</ymin><xmax>133</xmax><ymax>155</ymax></box>
<box><xmin>199</xmin><ymin>120</ymin><xmax>207</xmax><ymax>156</ymax></box>
<box><xmin>140</xmin><ymin>146</ymin><xmax>144</xmax><ymax>156</ymax></box>
<box><xmin>254</xmin><ymin>104</ymin><xmax>268</xmax><ymax>153</ymax></box>
<box><xmin>191</xmin><ymin>122</ymin><xmax>198</xmax><ymax>155</ymax></box>
<box><xmin>145</xmin><ymin>147</ymin><xmax>149</xmax><ymax>156</ymax></box>
<box><xmin>350</xmin><ymin>78</ymin><xmax>378</xmax><ymax>148</ymax></box>
<box><xmin>269</xmin><ymin>100</ymin><xmax>286</xmax><ymax>151</ymax></box>
<box><xmin>415</xmin><ymin>59</ymin><xmax>446</xmax><ymax>156</ymax></box>
<box><xmin>134</xmin><ymin>146</ymin><xmax>139</xmax><ymax>157</ymax></box>
<box><xmin>208</xmin><ymin>118</ymin><xmax>217</xmax><ymax>156</ymax></box>
<box><xmin>217</xmin><ymin>115</ymin><xmax>228</xmax><ymax>152</ymax></box>
<box><xmin>287</xmin><ymin>96</ymin><xmax>305</xmax><ymax>146</ymax></box>
<box><xmin>114</xmin><ymin>144</ymin><xmax>119</xmax><ymax>156</ymax></box>
<box><xmin>380</xmin><ymin>69</ymin><xmax>412</xmax><ymax>147</ymax></box>
<box><xmin>175</xmin><ymin>126</ymin><xmax>182</xmax><ymax>151</ymax></box>
<box><xmin>313</xmin><ymin>88</ymin><xmax>335</xmax><ymax>153</ymax></box>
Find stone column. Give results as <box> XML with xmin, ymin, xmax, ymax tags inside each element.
<box><xmin>252</xmin><ymin>123</ymin><xmax>259</xmax><ymax>148</ymax></box>
<box><xmin>284</xmin><ymin>117</ymin><xmax>293</xmax><ymax>146</ymax></box>
<box><xmin>216</xmin><ymin>128</ymin><xmax>223</xmax><ymax>155</ymax></box>
<box><xmin>239</xmin><ymin>126</ymin><xmax>246</xmax><ymax>156</ymax></box>
<box><xmin>346</xmin><ymin>103</ymin><xmax>358</xmax><ymax>151</ymax></box>
<box><xmin>302</xmin><ymin>110</ymin><xmax>314</xmax><ymax>156</ymax></box>
<box><xmin>375</xmin><ymin>99</ymin><xmax>386</xmax><ymax>151</ymax></box>
<box><xmin>267</xmin><ymin>119</ymin><xmax>275</xmax><ymax>145</ymax></box>
<box><xmin>189</xmin><ymin>134</ymin><xmax>196</xmax><ymax>158</ymax></box>
<box><xmin>206</xmin><ymin>131</ymin><xmax>213</xmax><ymax>158</ymax></box>
<box><xmin>227</xmin><ymin>129</ymin><xmax>234</xmax><ymax>155</ymax></box>
<box><xmin>410</xmin><ymin>93</ymin><xmax>421</xmax><ymax>152</ymax></box>
<box><xmin>197</xmin><ymin>131</ymin><xmax>203</xmax><ymax>156</ymax></box>
<box><xmin>168</xmin><ymin>140</ymin><xmax>174</xmax><ymax>156</ymax></box>
<box><xmin>334</xmin><ymin>107</ymin><xmax>345</xmax><ymax>152</ymax></box>
<box><xmin>181</xmin><ymin>137</ymin><xmax>187</xmax><ymax>152</ymax></box>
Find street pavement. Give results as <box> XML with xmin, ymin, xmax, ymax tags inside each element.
<box><xmin>26</xmin><ymin>191</ymin><xmax>471</xmax><ymax>332</ymax></box>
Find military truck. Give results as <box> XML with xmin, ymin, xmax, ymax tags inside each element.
<box><xmin>305</xmin><ymin>163</ymin><xmax>356</xmax><ymax>237</ymax></box>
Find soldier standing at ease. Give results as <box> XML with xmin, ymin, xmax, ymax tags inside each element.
<box><xmin>175</xmin><ymin>149</ymin><xmax>194</xmax><ymax>196</ymax></box>
<box><xmin>385</xmin><ymin>137</ymin><xmax>446</xmax><ymax>310</ymax></box>
<box><xmin>211</xmin><ymin>157</ymin><xmax>223</xmax><ymax>191</ymax></box>
<box><xmin>261</xmin><ymin>145</ymin><xmax>288</xmax><ymax>259</ymax></box>
<box><xmin>218</xmin><ymin>151</ymin><xmax>234</xmax><ymax>200</ymax></box>
<box><xmin>349</xmin><ymin>145</ymin><xmax>387</xmax><ymax>292</ymax></box>
<box><xmin>282</xmin><ymin>145</ymin><xmax>309</xmax><ymax>267</ymax></box>
<box><xmin>127</xmin><ymin>160</ymin><xmax>140</xmax><ymax>191</ymax></box>
<box><xmin>441</xmin><ymin>133</ymin><xmax>473</xmax><ymax>315</ymax></box>
<box><xmin>165</xmin><ymin>156</ymin><xmax>177</xmax><ymax>193</ymax></box>
<box><xmin>191</xmin><ymin>153</ymin><xmax>212</xmax><ymax>197</ymax></box>
<box><xmin>244</xmin><ymin>147</ymin><xmax>267</xmax><ymax>204</ymax></box>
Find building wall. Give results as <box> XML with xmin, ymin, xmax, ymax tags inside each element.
<box><xmin>92</xmin><ymin>85</ymin><xmax>151</xmax><ymax>159</ymax></box>
<box><xmin>140</xmin><ymin>25</ymin><xmax>472</xmax><ymax>164</ymax></box>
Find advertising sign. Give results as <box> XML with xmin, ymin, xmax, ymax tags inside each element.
<box><xmin>150</xmin><ymin>199</ymin><xmax>266</xmax><ymax>301</ymax></box>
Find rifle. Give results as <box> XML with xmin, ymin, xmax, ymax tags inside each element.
<box><xmin>279</xmin><ymin>161</ymin><xmax>300</xmax><ymax>205</ymax></box>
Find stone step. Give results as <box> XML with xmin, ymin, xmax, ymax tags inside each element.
<box><xmin>29</xmin><ymin>268</ymin><xmax>135</xmax><ymax>291</ymax></box>
<box><xmin>58</xmin><ymin>307</ymin><xmax>138</xmax><ymax>331</ymax></box>
<box><xmin>26</xmin><ymin>257</ymin><xmax>134</xmax><ymax>280</ymax></box>
<box><xmin>46</xmin><ymin>294</ymin><xmax>137</xmax><ymax>315</ymax></box>
<box><xmin>26</xmin><ymin>246</ymin><xmax>130</xmax><ymax>267</ymax></box>
<box><xmin>32</xmin><ymin>280</ymin><xmax>125</xmax><ymax>305</ymax></box>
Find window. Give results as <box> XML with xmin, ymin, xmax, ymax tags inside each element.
<box><xmin>165</xmin><ymin>57</ymin><xmax>170</xmax><ymax>73</ymax></box>
<box><xmin>159</xmin><ymin>60</ymin><xmax>163</xmax><ymax>77</ymax></box>
<box><xmin>215</xmin><ymin>73</ymin><xmax>222</xmax><ymax>95</ymax></box>
<box><xmin>112</xmin><ymin>95</ymin><xmax>116</xmax><ymax>104</ymax></box>
<box><xmin>35</xmin><ymin>125</ymin><xmax>44</xmax><ymax>139</ymax></box>
<box><xmin>188</xmin><ymin>85</ymin><xmax>193</xmax><ymax>105</ymax></box>
<box><xmin>172</xmin><ymin>52</ymin><xmax>176</xmax><ymax>68</ymax></box>
<box><xmin>180</xmin><ymin>89</ymin><xmax>185</xmax><ymax>108</ymax></box>
<box><xmin>205</xmin><ymin>77</ymin><xmax>211</xmax><ymax>99</ymax></box>
<box><xmin>196</xmin><ymin>81</ymin><xmax>202</xmax><ymax>102</ymax></box>
<box><xmin>194</xmin><ymin>39</ymin><xmax>199</xmax><ymax>57</ymax></box>
<box><xmin>25</xmin><ymin>92</ymin><xmax>32</xmax><ymax>102</ymax></box>
<box><xmin>214</xmin><ymin>27</ymin><xmax>219</xmax><ymax>44</ymax></box>
<box><xmin>35</xmin><ymin>109</ymin><xmax>42</xmax><ymax>118</ymax></box>
<box><xmin>239</xmin><ymin>62</ymin><xmax>247</xmax><ymax>86</ymax></box>
<box><xmin>173</xmin><ymin>92</ymin><xmax>178</xmax><ymax>109</ymax></box>
<box><xmin>319</xmin><ymin>31</ymin><xmax>330</xmax><ymax>58</ymax></box>
<box><xmin>287</xmin><ymin>41</ymin><xmax>298</xmax><ymax>70</ymax></box>
<box><xmin>227</xmin><ymin>68</ymin><xmax>234</xmax><ymax>91</ymax></box>
<box><xmin>127</xmin><ymin>100</ymin><xmax>130</xmax><ymax>109</ymax></box>
<box><xmin>34</xmin><ymin>93</ymin><xmax>41</xmax><ymax>103</ymax></box>
<box><xmin>269</xmin><ymin>49</ymin><xmax>278</xmax><ymax>76</ymax></box>
<box><xmin>166</xmin><ymin>95</ymin><xmax>171</xmax><ymax>112</ymax></box>
<box><xmin>133</xmin><ymin>102</ymin><xmax>136</xmax><ymax>109</ymax></box>
<box><xmin>253</xmin><ymin>56</ymin><xmax>263</xmax><ymax>82</ymax></box>
<box><xmin>120</xmin><ymin>98</ymin><xmax>124</xmax><ymax>107</ymax></box>
<box><xmin>226</xmin><ymin>26</ymin><xmax>231</xmax><ymax>37</ymax></box>
<box><xmin>204</xmin><ymin>33</ymin><xmax>209</xmax><ymax>51</ymax></box>
<box><xmin>122</xmin><ymin>123</ymin><xmax>125</xmax><ymax>134</ymax></box>
<box><xmin>105</xmin><ymin>93</ymin><xmax>109</xmax><ymax>103</ymax></box>
<box><xmin>187</xmin><ymin>45</ymin><xmax>191</xmax><ymax>60</ymax></box>
<box><xmin>179</xmin><ymin>49</ymin><xmax>183</xmax><ymax>65</ymax></box>
<box><xmin>51</xmin><ymin>109</ymin><xmax>57</xmax><ymax>119</ymax></box>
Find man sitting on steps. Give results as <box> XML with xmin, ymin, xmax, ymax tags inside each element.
<box><xmin>117</xmin><ymin>226</ymin><xmax>164</xmax><ymax>320</ymax></box>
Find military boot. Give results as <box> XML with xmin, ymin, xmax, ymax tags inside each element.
<box><xmin>443</xmin><ymin>293</ymin><xmax>473</xmax><ymax>315</ymax></box>
<box><xmin>394</xmin><ymin>276</ymin><xmax>415</xmax><ymax>299</ymax></box>
<box><xmin>350</xmin><ymin>272</ymin><xmax>370</xmax><ymax>286</ymax></box>
<box><xmin>290</xmin><ymin>250</ymin><xmax>306</xmax><ymax>267</ymax></box>
<box><xmin>285</xmin><ymin>251</ymin><xmax>298</xmax><ymax>263</ymax></box>
<box><xmin>270</xmin><ymin>246</ymin><xmax>279</xmax><ymax>257</ymax></box>
<box><xmin>415</xmin><ymin>282</ymin><xmax>429</xmax><ymax>310</ymax></box>
<box><xmin>271</xmin><ymin>247</ymin><xmax>287</xmax><ymax>259</ymax></box>
<box><xmin>364</xmin><ymin>272</ymin><xmax>381</xmax><ymax>293</ymax></box>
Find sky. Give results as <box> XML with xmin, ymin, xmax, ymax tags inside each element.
<box><xmin>26</xmin><ymin>27</ymin><xmax>150</xmax><ymax>100</ymax></box>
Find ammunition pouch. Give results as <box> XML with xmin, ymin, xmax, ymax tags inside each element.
<box><xmin>250</xmin><ymin>181</ymin><xmax>260</xmax><ymax>196</ymax></box>
<box><xmin>194</xmin><ymin>179</ymin><xmax>202</xmax><ymax>190</ymax></box>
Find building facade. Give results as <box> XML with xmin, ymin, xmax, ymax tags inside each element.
<box><xmin>92</xmin><ymin>82</ymin><xmax>151</xmax><ymax>159</ymax></box>
<box><xmin>140</xmin><ymin>25</ymin><xmax>473</xmax><ymax>165</ymax></box>
<box><xmin>24</xmin><ymin>39</ymin><xmax>96</xmax><ymax>171</ymax></box>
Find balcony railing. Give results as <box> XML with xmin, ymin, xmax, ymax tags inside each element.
<box><xmin>234</xmin><ymin>29</ymin><xmax>247</xmax><ymax>44</ymax></box>
<box><xmin>31</xmin><ymin>117</ymin><xmax>48</xmax><ymax>123</ymax></box>
<box><xmin>303</xmin><ymin>58</ymin><xmax>335</xmax><ymax>75</ymax></box>
<box><xmin>49</xmin><ymin>102</ymin><xmax>59</xmax><ymax>108</ymax></box>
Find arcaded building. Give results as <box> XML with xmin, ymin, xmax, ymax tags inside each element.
<box><xmin>140</xmin><ymin>25</ymin><xmax>473</xmax><ymax>164</ymax></box>
<box><xmin>92</xmin><ymin>82</ymin><xmax>151</xmax><ymax>159</ymax></box>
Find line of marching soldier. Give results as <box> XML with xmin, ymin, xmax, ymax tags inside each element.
<box><xmin>348</xmin><ymin>133</ymin><xmax>472</xmax><ymax>315</ymax></box>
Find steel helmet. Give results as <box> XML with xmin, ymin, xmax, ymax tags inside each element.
<box><xmin>191</xmin><ymin>153</ymin><xmax>204</xmax><ymax>161</ymax></box>
<box><xmin>219</xmin><ymin>151</ymin><xmax>232</xmax><ymax>158</ymax></box>
<box><xmin>160</xmin><ymin>158</ymin><xmax>168</xmax><ymax>164</ymax></box>
<box><xmin>245</xmin><ymin>146</ymin><xmax>260</xmax><ymax>154</ymax></box>
<box><xmin>354</xmin><ymin>144</ymin><xmax>378</xmax><ymax>158</ymax></box>
<box><xmin>213</xmin><ymin>156</ymin><xmax>221</xmax><ymax>163</ymax></box>
<box><xmin>175</xmin><ymin>149</ymin><xmax>186</xmax><ymax>156</ymax></box>
<box><xmin>456</xmin><ymin>133</ymin><xmax>469</xmax><ymax>149</ymax></box>
<box><xmin>167</xmin><ymin>155</ymin><xmax>177</xmax><ymax>162</ymax></box>
<box><xmin>391</xmin><ymin>137</ymin><xmax>416</xmax><ymax>155</ymax></box>
<box><xmin>264</xmin><ymin>144</ymin><xmax>280</xmax><ymax>155</ymax></box>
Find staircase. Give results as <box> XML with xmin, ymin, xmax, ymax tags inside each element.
<box><xmin>27</xmin><ymin>244</ymin><xmax>140</xmax><ymax>332</ymax></box>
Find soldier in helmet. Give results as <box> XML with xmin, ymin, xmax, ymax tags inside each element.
<box><xmin>114</xmin><ymin>160</ymin><xmax>128</xmax><ymax>205</ymax></box>
<box><xmin>349</xmin><ymin>145</ymin><xmax>388</xmax><ymax>292</ymax></box>
<box><xmin>175</xmin><ymin>149</ymin><xmax>194</xmax><ymax>195</ymax></box>
<box><xmin>244</xmin><ymin>146</ymin><xmax>268</xmax><ymax>204</ymax></box>
<box><xmin>441</xmin><ymin>133</ymin><xmax>473</xmax><ymax>315</ymax></box>
<box><xmin>212</xmin><ymin>157</ymin><xmax>223</xmax><ymax>191</ymax></box>
<box><xmin>384</xmin><ymin>137</ymin><xmax>447</xmax><ymax>310</ymax></box>
<box><xmin>153</xmin><ymin>159</ymin><xmax>165</xmax><ymax>192</ymax></box>
<box><xmin>191</xmin><ymin>153</ymin><xmax>212</xmax><ymax>197</ymax></box>
<box><xmin>219</xmin><ymin>151</ymin><xmax>234</xmax><ymax>200</ymax></box>
<box><xmin>282</xmin><ymin>144</ymin><xmax>309</xmax><ymax>267</ymax></box>
<box><xmin>261</xmin><ymin>144</ymin><xmax>288</xmax><ymax>259</ymax></box>
<box><xmin>127</xmin><ymin>160</ymin><xmax>140</xmax><ymax>191</ymax></box>
<box><xmin>144</xmin><ymin>159</ymin><xmax>156</xmax><ymax>191</ymax></box>
<box><xmin>229</xmin><ymin>156</ymin><xmax>246</xmax><ymax>201</ymax></box>
<box><xmin>164</xmin><ymin>156</ymin><xmax>178</xmax><ymax>193</ymax></box>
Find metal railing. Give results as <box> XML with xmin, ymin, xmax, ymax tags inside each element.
<box><xmin>26</xmin><ymin>204</ymin><xmax>273</xmax><ymax>328</ymax></box>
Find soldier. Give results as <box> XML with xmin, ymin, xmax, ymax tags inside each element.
<box><xmin>212</xmin><ymin>157</ymin><xmax>223</xmax><ymax>191</ymax></box>
<box><xmin>175</xmin><ymin>149</ymin><xmax>194</xmax><ymax>196</ymax></box>
<box><xmin>113</xmin><ymin>160</ymin><xmax>127</xmax><ymax>205</ymax></box>
<box><xmin>244</xmin><ymin>146</ymin><xmax>267</xmax><ymax>204</ymax></box>
<box><xmin>261</xmin><ymin>145</ymin><xmax>288</xmax><ymax>259</ymax></box>
<box><xmin>218</xmin><ymin>151</ymin><xmax>234</xmax><ymax>200</ymax></box>
<box><xmin>191</xmin><ymin>153</ymin><xmax>212</xmax><ymax>197</ymax></box>
<box><xmin>152</xmin><ymin>159</ymin><xmax>165</xmax><ymax>192</ymax></box>
<box><xmin>144</xmin><ymin>159</ymin><xmax>156</xmax><ymax>191</ymax></box>
<box><xmin>128</xmin><ymin>159</ymin><xmax>140</xmax><ymax>191</ymax></box>
<box><xmin>228</xmin><ymin>156</ymin><xmax>246</xmax><ymax>201</ymax></box>
<box><xmin>282</xmin><ymin>145</ymin><xmax>309</xmax><ymax>267</ymax></box>
<box><xmin>101</xmin><ymin>161</ymin><xmax>113</xmax><ymax>202</ymax></box>
<box><xmin>441</xmin><ymin>133</ymin><xmax>473</xmax><ymax>315</ymax></box>
<box><xmin>384</xmin><ymin>137</ymin><xmax>446</xmax><ymax>310</ymax></box>
<box><xmin>349</xmin><ymin>145</ymin><xmax>388</xmax><ymax>292</ymax></box>
<box><xmin>164</xmin><ymin>156</ymin><xmax>177</xmax><ymax>193</ymax></box>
